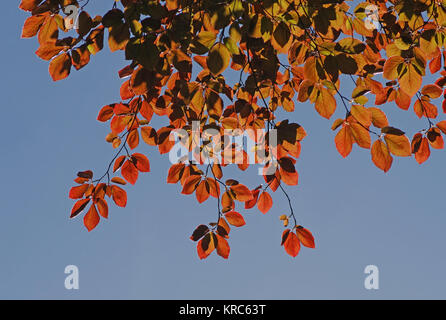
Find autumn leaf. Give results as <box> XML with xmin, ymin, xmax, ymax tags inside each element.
<box><xmin>70</xmin><ymin>198</ymin><xmax>90</xmax><ymax>218</ymax></box>
<box><xmin>49</xmin><ymin>53</ymin><xmax>71</xmax><ymax>81</ymax></box>
<box><xmin>132</xmin><ymin>153</ymin><xmax>150</xmax><ymax>172</ymax></box>
<box><xmin>296</xmin><ymin>227</ymin><xmax>315</xmax><ymax>248</ymax></box>
<box><xmin>69</xmin><ymin>184</ymin><xmax>89</xmax><ymax>199</ymax></box>
<box><xmin>216</xmin><ymin>234</ymin><xmax>230</xmax><ymax>259</ymax></box>
<box><xmin>207</xmin><ymin>43</ymin><xmax>230</xmax><ymax>76</ymax></box>
<box><xmin>121</xmin><ymin>160</ymin><xmax>139</xmax><ymax>185</ymax></box>
<box><xmin>112</xmin><ymin>185</ymin><xmax>127</xmax><ymax>207</ymax></box>
<box><xmin>230</xmin><ymin>184</ymin><xmax>253</xmax><ymax>202</ymax></box>
<box><xmin>257</xmin><ymin>191</ymin><xmax>273</xmax><ymax>214</ymax></box>
<box><xmin>195</xmin><ymin>180</ymin><xmax>210</xmax><ymax>203</ymax></box>
<box><xmin>335</xmin><ymin>125</ymin><xmax>353</xmax><ymax>158</ymax></box>
<box><xmin>96</xmin><ymin>198</ymin><xmax>109</xmax><ymax>219</ymax></box>
<box><xmin>371</xmin><ymin>140</ymin><xmax>393</xmax><ymax>172</ymax></box>
<box><xmin>384</xmin><ymin>134</ymin><xmax>411</xmax><ymax>157</ymax></box>
<box><xmin>282</xmin><ymin>230</ymin><xmax>300</xmax><ymax>257</ymax></box>
<box><xmin>383</xmin><ymin>56</ymin><xmax>404</xmax><ymax>80</ymax></box>
<box><xmin>225</xmin><ymin>211</ymin><xmax>246</xmax><ymax>227</ymax></box>
<box><xmin>399</xmin><ymin>63</ymin><xmax>422</xmax><ymax>97</ymax></box>
<box><xmin>84</xmin><ymin>204</ymin><xmax>100</xmax><ymax>232</ymax></box>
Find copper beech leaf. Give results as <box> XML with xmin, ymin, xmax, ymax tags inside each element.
<box><xmin>224</xmin><ymin>211</ymin><xmax>245</xmax><ymax>227</ymax></box>
<box><xmin>257</xmin><ymin>191</ymin><xmax>273</xmax><ymax>214</ymax></box>
<box><xmin>371</xmin><ymin>140</ymin><xmax>393</xmax><ymax>172</ymax></box>
<box><xmin>207</xmin><ymin>43</ymin><xmax>230</xmax><ymax>76</ymax></box>
<box><xmin>49</xmin><ymin>53</ymin><xmax>71</xmax><ymax>81</ymax></box>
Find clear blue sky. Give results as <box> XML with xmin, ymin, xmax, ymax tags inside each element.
<box><xmin>1</xmin><ymin>2</ymin><xmax>446</xmax><ymax>299</ymax></box>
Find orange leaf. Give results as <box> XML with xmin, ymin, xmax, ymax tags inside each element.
<box><xmin>84</xmin><ymin>204</ymin><xmax>100</xmax><ymax>232</ymax></box>
<box><xmin>351</xmin><ymin>105</ymin><xmax>372</xmax><ymax>127</ymax></box>
<box><xmin>70</xmin><ymin>198</ymin><xmax>90</xmax><ymax>218</ymax></box>
<box><xmin>315</xmin><ymin>87</ymin><xmax>336</xmax><ymax>119</ymax></box>
<box><xmin>283</xmin><ymin>231</ymin><xmax>300</xmax><ymax>257</ymax></box>
<box><xmin>49</xmin><ymin>53</ymin><xmax>72</xmax><ymax>81</ymax></box>
<box><xmin>225</xmin><ymin>211</ymin><xmax>246</xmax><ymax>227</ymax></box>
<box><xmin>96</xmin><ymin>198</ymin><xmax>109</xmax><ymax>219</ymax></box>
<box><xmin>120</xmin><ymin>79</ymin><xmax>135</xmax><ymax>100</ymax></box>
<box><xmin>121</xmin><ymin>160</ymin><xmax>139</xmax><ymax>185</ymax></box>
<box><xmin>427</xmin><ymin>128</ymin><xmax>444</xmax><ymax>149</ymax></box>
<box><xmin>413</xmin><ymin>135</ymin><xmax>431</xmax><ymax>164</ymax></box>
<box><xmin>111</xmin><ymin>177</ymin><xmax>127</xmax><ymax>185</ymax></box>
<box><xmin>141</xmin><ymin>126</ymin><xmax>157</xmax><ymax>146</ymax></box>
<box><xmin>167</xmin><ymin>163</ymin><xmax>185</xmax><ymax>184</ymax></box>
<box><xmin>245</xmin><ymin>189</ymin><xmax>260</xmax><ymax>209</ymax></box>
<box><xmin>296</xmin><ymin>227</ymin><xmax>315</xmax><ymax>248</ymax></box>
<box><xmin>195</xmin><ymin>180</ymin><xmax>210</xmax><ymax>203</ymax></box>
<box><xmin>383</xmin><ymin>56</ymin><xmax>404</xmax><ymax>80</ymax></box>
<box><xmin>369</xmin><ymin>107</ymin><xmax>389</xmax><ymax>128</ymax></box>
<box><xmin>69</xmin><ymin>184</ymin><xmax>89</xmax><ymax>199</ymax></box>
<box><xmin>371</xmin><ymin>140</ymin><xmax>393</xmax><ymax>172</ymax></box>
<box><xmin>206</xmin><ymin>178</ymin><xmax>220</xmax><ymax>198</ymax></box>
<box><xmin>97</xmin><ymin>105</ymin><xmax>114</xmax><ymax>122</ymax></box>
<box><xmin>437</xmin><ymin>121</ymin><xmax>446</xmax><ymax>134</ymax></box>
<box><xmin>112</xmin><ymin>185</ymin><xmax>127</xmax><ymax>207</ymax></box>
<box><xmin>216</xmin><ymin>234</ymin><xmax>230</xmax><ymax>259</ymax></box>
<box><xmin>181</xmin><ymin>175</ymin><xmax>202</xmax><ymax>194</ymax></box>
<box><xmin>132</xmin><ymin>153</ymin><xmax>150</xmax><ymax>172</ymax></box>
<box><xmin>350</xmin><ymin>123</ymin><xmax>371</xmax><ymax>149</ymax></box>
<box><xmin>38</xmin><ymin>15</ymin><xmax>58</xmax><ymax>45</ymax></box>
<box><xmin>230</xmin><ymin>184</ymin><xmax>253</xmax><ymax>202</ymax></box>
<box><xmin>257</xmin><ymin>191</ymin><xmax>273</xmax><ymax>214</ymax></box>
<box><xmin>335</xmin><ymin>125</ymin><xmax>353</xmax><ymax>158</ymax></box>
<box><xmin>140</xmin><ymin>100</ymin><xmax>154</xmax><ymax>122</ymax></box>
<box><xmin>113</xmin><ymin>155</ymin><xmax>126</xmax><ymax>173</ymax></box>
<box><xmin>197</xmin><ymin>233</ymin><xmax>216</xmax><ymax>260</ymax></box>
<box><xmin>384</xmin><ymin>134</ymin><xmax>411</xmax><ymax>157</ymax></box>
<box><xmin>421</xmin><ymin>84</ymin><xmax>443</xmax><ymax>98</ymax></box>
<box><xmin>127</xmin><ymin>129</ymin><xmax>139</xmax><ymax>149</ymax></box>
<box><xmin>22</xmin><ymin>13</ymin><xmax>47</xmax><ymax>38</ymax></box>
<box><xmin>110</xmin><ymin>115</ymin><xmax>128</xmax><ymax>134</ymax></box>
<box><xmin>395</xmin><ymin>88</ymin><xmax>411</xmax><ymax>110</ymax></box>
<box><xmin>399</xmin><ymin>63</ymin><xmax>422</xmax><ymax>97</ymax></box>
<box><xmin>19</xmin><ymin>0</ymin><xmax>42</xmax><ymax>11</ymax></box>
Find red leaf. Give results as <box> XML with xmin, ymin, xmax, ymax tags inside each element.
<box><xmin>216</xmin><ymin>234</ymin><xmax>230</xmax><ymax>259</ymax></box>
<box><xmin>181</xmin><ymin>175</ymin><xmax>201</xmax><ymax>194</ymax></box>
<box><xmin>230</xmin><ymin>184</ymin><xmax>253</xmax><ymax>201</ymax></box>
<box><xmin>195</xmin><ymin>180</ymin><xmax>210</xmax><ymax>203</ymax></box>
<box><xmin>96</xmin><ymin>198</ymin><xmax>109</xmax><ymax>219</ymax></box>
<box><xmin>112</xmin><ymin>185</ymin><xmax>127</xmax><ymax>207</ymax></box>
<box><xmin>69</xmin><ymin>184</ymin><xmax>89</xmax><ymax>199</ymax></box>
<box><xmin>245</xmin><ymin>189</ymin><xmax>260</xmax><ymax>209</ymax></box>
<box><xmin>70</xmin><ymin>198</ymin><xmax>90</xmax><ymax>218</ymax></box>
<box><xmin>167</xmin><ymin>163</ymin><xmax>185</xmax><ymax>184</ymax></box>
<box><xmin>97</xmin><ymin>105</ymin><xmax>114</xmax><ymax>122</ymax></box>
<box><xmin>121</xmin><ymin>160</ymin><xmax>139</xmax><ymax>185</ymax></box>
<box><xmin>257</xmin><ymin>191</ymin><xmax>273</xmax><ymax>214</ymax></box>
<box><xmin>283</xmin><ymin>231</ymin><xmax>300</xmax><ymax>257</ymax></box>
<box><xmin>84</xmin><ymin>204</ymin><xmax>100</xmax><ymax>232</ymax></box>
<box><xmin>113</xmin><ymin>155</ymin><xmax>126</xmax><ymax>173</ymax></box>
<box><xmin>132</xmin><ymin>153</ymin><xmax>150</xmax><ymax>172</ymax></box>
<box><xmin>296</xmin><ymin>227</ymin><xmax>315</xmax><ymax>248</ymax></box>
<box><xmin>224</xmin><ymin>211</ymin><xmax>246</xmax><ymax>227</ymax></box>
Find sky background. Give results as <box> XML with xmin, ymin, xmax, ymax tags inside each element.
<box><xmin>1</xmin><ymin>1</ymin><xmax>446</xmax><ymax>299</ymax></box>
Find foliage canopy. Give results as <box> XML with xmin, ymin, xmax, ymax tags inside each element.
<box><xmin>20</xmin><ymin>0</ymin><xmax>446</xmax><ymax>259</ymax></box>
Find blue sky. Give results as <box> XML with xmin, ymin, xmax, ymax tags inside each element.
<box><xmin>1</xmin><ymin>1</ymin><xmax>446</xmax><ymax>299</ymax></box>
